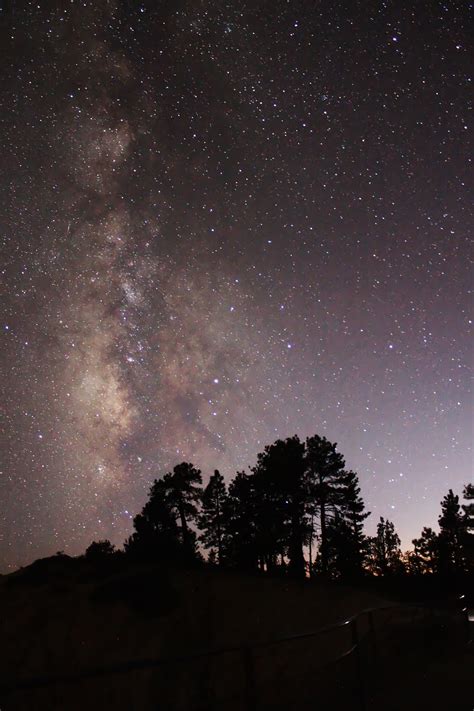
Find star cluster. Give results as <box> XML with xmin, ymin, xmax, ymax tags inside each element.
<box><xmin>1</xmin><ymin>1</ymin><xmax>471</xmax><ymax>569</ymax></box>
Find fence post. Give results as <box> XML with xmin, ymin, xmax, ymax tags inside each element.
<box><xmin>458</xmin><ymin>594</ymin><xmax>471</xmax><ymax>646</ymax></box>
<box><xmin>243</xmin><ymin>646</ymin><xmax>257</xmax><ymax>711</ymax></box>
<box><xmin>350</xmin><ymin>618</ymin><xmax>366</xmax><ymax>711</ymax></box>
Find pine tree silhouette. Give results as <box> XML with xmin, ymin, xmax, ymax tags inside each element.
<box><xmin>462</xmin><ymin>483</ymin><xmax>474</xmax><ymax>528</ymax></box>
<box><xmin>438</xmin><ymin>489</ymin><xmax>465</xmax><ymax>575</ymax></box>
<box><xmin>222</xmin><ymin>471</ymin><xmax>259</xmax><ymax>571</ymax></box>
<box><xmin>462</xmin><ymin>483</ymin><xmax>474</xmax><ymax>572</ymax></box>
<box><xmin>252</xmin><ymin>436</ymin><xmax>307</xmax><ymax>577</ymax></box>
<box><xmin>121</xmin><ymin>436</ymin><xmax>373</xmax><ymax>579</ymax></box>
<box><xmin>162</xmin><ymin>462</ymin><xmax>203</xmax><ymax>556</ymax></box>
<box><xmin>367</xmin><ymin>517</ymin><xmax>403</xmax><ymax>576</ymax></box>
<box><xmin>124</xmin><ymin>478</ymin><xmax>181</xmax><ymax>560</ymax></box>
<box><xmin>323</xmin><ymin>469</ymin><xmax>370</xmax><ymax>579</ymax></box>
<box><xmin>199</xmin><ymin>470</ymin><xmax>227</xmax><ymax>565</ymax></box>
<box><xmin>305</xmin><ymin>435</ymin><xmax>346</xmax><ymax>575</ymax></box>
<box><xmin>411</xmin><ymin>527</ymin><xmax>439</xmax><ymax>575</ymax></box>
<box><xmin>85</xmin><ymin>540</ymin><xmax>116</xmax><ymax>560</ymax></box>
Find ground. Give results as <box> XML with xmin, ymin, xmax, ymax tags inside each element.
<box><xmin>0</xmin><ymin>556</ymin><xmax>470</xmax><ymax>710</ymax></box>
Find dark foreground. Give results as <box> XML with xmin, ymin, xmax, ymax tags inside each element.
<box><xmin>0</xmin><ymin>556</ymin><xmax>471</xmax><ymax>710</ymax></box>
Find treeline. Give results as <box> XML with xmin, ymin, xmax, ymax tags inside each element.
<box><xmin>85</xmin><ymin>434</ymin><xmax>474</xmax><ymax>580</ymax></box>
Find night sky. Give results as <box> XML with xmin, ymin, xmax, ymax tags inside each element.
<box><xmin>1</xmin><ymin>1</ymin><xmax>471</xmax><ymax>571</ymax></box>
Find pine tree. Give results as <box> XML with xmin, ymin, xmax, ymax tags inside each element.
<box><xmin>411</xmin><ymin>527</ymin><xmax>439</xmax><ymax>575</ymax></box>
<box><xmin>162</xmin><ymin>462</ymin><xmax>203</xmax><ymax>555</ymax></box>
<box><xmin>252</xmin><ymin>436</ymin><xmax>307</xmax><ymax>577</ymax></box>
<box><xmin>462</xmin><ymin>483</ymin><xmax>474</xmax><ymax>571</ymax></box>
<box><xmin>367</xmin><ymin>517</ymin><xmax>403</xmax><ymax>576</ymax></box>
<box><xmin>222</xmin><ymin>471</ymin><xmax>259</xmax><ymax>571</ymax></box>
<box><xmin>198</xmin><ymin>470</ymin><xmax>227</xmax><ymax>565</ymax></box>
<box><xmin>402</xmin><ymin>549</ymin><xmax>423</xmax><ymax>575</ymax></box>
<box><xmin>462</xmin><ymin>483</ymin><xmax>474</xmax><ymax>531</ymax></box>
<box><xmin>124</xmin><ymin>478</ymin><xmax>181</xmax><ymax>560</ymax></box>
<box><xmin>438</xmin><ymin>489</ymin><xmax>465</xmax><ymax>575</ymax></box>
<box><xmin>322</xmin><ymin>514</ymin><xmax>355</xmax><ymax>579</ymax></box>
<box><xmin>305</xmin><ymin>435</ymin><xmax>346</xmax><ymax>575</ymax></box>
<box><xmin>207</xmin><ymin>549</ymin><xmax>218</xmax><ymax>566</ymax></box>
<box><xmin>328</xmin><ymin>470</ymin><xmax>370</xmax><ymax>578</ymax></box>
<box><xmin>85</xmin><ymin>539</ymin><xmax>116</xmax><ymax>561</ymax></box>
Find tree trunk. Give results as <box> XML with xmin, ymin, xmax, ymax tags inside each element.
<box><xmin>179</xmin><ymin>503</ymin><xmax>188</xmax><ymax>547</ymax></box>
<box><xmin>289</xmin><ymin>513</ymin><xmax>306</xmax><ymax>578</ymax></box>
<box><xmin>320</xmin><ymin>501</ymin><xmax>327</xmax><ymax>574</ymax></box>
<box><xmin>216</xmin><ymin>498</ymin><xmax>222</xmax><ymax>565</ymax></box>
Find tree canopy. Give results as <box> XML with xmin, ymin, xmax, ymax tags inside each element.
<box><xmin>80</xmin><ymin>432</ymin><xmax>470</xmax><ymax>583</ymax></box>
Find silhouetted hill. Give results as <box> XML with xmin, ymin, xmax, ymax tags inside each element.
<box><xmin>0</xmin><ymin>556</ymin><xmax>471</xmax><ymax>710</ymax></box>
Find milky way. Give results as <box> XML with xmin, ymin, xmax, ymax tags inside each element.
<box><xmin>1</xmin><ymin>1</ymin><xmax>471</xmax><ymax>569</ymax></box>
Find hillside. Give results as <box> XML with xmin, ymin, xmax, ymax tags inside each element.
<box><xmin>0</xmin><ymin>556</ymin><xmax>470</xmax><ymax>710</ymax></box>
